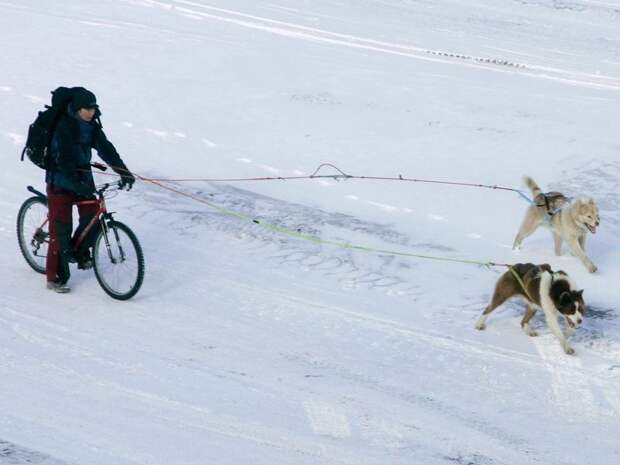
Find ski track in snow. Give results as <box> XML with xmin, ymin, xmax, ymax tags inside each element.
<box><xmin>133</xmin><ymin>0</ymin><xmax>620</xmax><ymax>91</ymax></box>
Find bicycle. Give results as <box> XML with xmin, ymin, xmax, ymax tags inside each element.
<box><xmin>17</xmin><ymin>179</ymin><xmax>145</xmax><ymax>300</ymax></box>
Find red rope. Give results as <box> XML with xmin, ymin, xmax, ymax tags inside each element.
<box><xmin>81</xmin><ymin>163</ymin><xmax>524</xmax><ymax>195</ymax></box>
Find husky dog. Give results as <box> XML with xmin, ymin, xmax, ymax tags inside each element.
<box><xmin>475</xmin><ymin>263</ymin><xmax>585</xmax><ymax>355</ymax></box>
<box><xmin>512</xmin><ymin>177</ymin><xmax>600</xmax><ymax>273</ymax></box>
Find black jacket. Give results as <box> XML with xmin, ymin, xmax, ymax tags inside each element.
<box><xmin>45</xmin><ymin>106</ymin><xmax>129</xmax><ymax>195</ymax></box>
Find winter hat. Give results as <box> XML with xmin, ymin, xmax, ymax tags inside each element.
<box><xmin>72</xmin><ymin>87</ymin><xmax>98</xmax><ymax>110</ymax></box>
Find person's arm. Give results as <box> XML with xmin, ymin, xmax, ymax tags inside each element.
<box><xmin>93</xmin><ymin>128</ymin><xmax>135</xmax><ymax>189</ymax></box>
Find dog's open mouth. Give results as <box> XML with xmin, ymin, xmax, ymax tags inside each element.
<box><xmin>585</xmin><ymin>223</ymin><xmax>597</xmax><ymax>234</ymax></box>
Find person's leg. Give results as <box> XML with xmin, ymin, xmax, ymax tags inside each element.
<box><xmin>46</xmin><ymin>186</ymin><xmax>74</xmax><ymax>285</ymax></box>
<box><xmin>73</xmin><ymin>197</ymin><xmax>99</xmax><ymax>266</ymax></box>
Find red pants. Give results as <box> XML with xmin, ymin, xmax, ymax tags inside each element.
<box><xmin>46</xmin><ymin>185</ymin><xmax>98</xmax><ymax>283</ymax></box>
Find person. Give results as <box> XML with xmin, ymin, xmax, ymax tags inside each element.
<box><xmin>45</xmin><ymin>87</ymin><xmax>135</xmax><ymax>293</ymax></box>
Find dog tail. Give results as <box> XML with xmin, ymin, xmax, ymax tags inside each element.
<box><xmin>523</xmin><ymin>176</ymin><xmax>542</xmax><ymax>197</ymax></box>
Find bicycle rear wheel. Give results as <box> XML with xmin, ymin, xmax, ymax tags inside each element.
<box><xmin>92</xmin><ymin>220</ymin><xmax>144</xmax><ymax>300</ymax></box>
<box><xmin>17</xmin><ymin>196</ymin><xmax>49</xmax><ymax>274</ymax></box>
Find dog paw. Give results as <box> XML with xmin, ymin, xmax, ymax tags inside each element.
<box><xmin>587</xmin><ymin>264</ymin><xmax>598</xmax><ymax>273</ymax></box>
<box><xmin>475</xmin><ymin>323</ymin><xmax>486</xmax><ymax>331</ymax></box>
<box><xmin>564</xmin><ymin>346</ymin><xmax>576</xmax><ymax>355</ymax></box>
<box><xmin>521</xmin><ymin>324</ymin><xmax>538</xmax><ymax>337</ymax></box>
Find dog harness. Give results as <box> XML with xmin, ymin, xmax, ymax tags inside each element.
<box><xmin>536</xmin><ymin>192</ymin><xmax>574</xmax><ymax>228</ymax></box>
<box><xmin>536</xmin><ymin>192</ymin><xmax>569</xmax><ymax>217</ymax></box>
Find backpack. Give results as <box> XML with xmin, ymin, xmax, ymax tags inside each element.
<box><xmin>20</xmin><ymin>86</ymin><xmax>96</xmax><ymax>169</ymax></box>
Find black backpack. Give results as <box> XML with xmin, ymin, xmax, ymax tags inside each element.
<box><xmin>20</xmin><ymin>86</ymin><xmax>97</xmax><ymax>169</ymax></box>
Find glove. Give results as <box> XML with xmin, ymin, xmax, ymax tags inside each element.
<box><xmin>119</xmin><ymin>171</ymin><xmax>136</xmax><ymax>191</ymax></box>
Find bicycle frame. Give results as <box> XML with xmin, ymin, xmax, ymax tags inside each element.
<box><xmin>32</xmin><ymin>183</ymin><xmax>127</xmax><ymax>264</ymax></box>
<box><xmin>73</xmin><ymin>187</ymin><xmax>127</xmax><ymax>265</ymax></box>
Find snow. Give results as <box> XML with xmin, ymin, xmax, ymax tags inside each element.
<box><xmin>1</xmin><ymin>0</ymin><xmax>619</xmax><ymax>464</ymax></box>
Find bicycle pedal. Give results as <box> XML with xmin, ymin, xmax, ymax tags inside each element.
<box><xmin>78</xmin><ymin>260</ymin><xmax>93</xmax><ymax>270</ymax></box>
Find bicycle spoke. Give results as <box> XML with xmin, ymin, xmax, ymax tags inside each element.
<box><xmin>93</xmin><ymin>221</ymin><xmax>144</xmax><ymax>300</ymax></box>
<box><xmin>17</xmin><ymin>197</ymin><xmax>49</xmax><ymax>274</ymax></box>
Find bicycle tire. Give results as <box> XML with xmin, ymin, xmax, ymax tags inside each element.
<box><xmin>17</xmin><ymin>196</ymin><xmax>49</xmax><ymax>274</ymax></box>
<box><xmin>92</xmin><ymin>220</ymin><xmax>144</xmax><ymax>300</ymax></box>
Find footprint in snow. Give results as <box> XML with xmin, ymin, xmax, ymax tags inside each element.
<box><xmin>6</xmin><ymin>132</ymin><xmax>25</xmax><ymax>145</ymax></box>
<box><xmin>368</xmin><ymin>200</ymin><xmax>398</xmax><ymax>212</ymax></box>
<box><xmin>201</xmin><ymin>138</ymin><xmax>217</xmax><ymax>148</ymax></box>
<box><xmin>24</xmin><ymin>95</ymin><xmax>46</xmax><ymax>104</ymax></box>
<box><xmin>145</xmin><ymin>128</ymin><xmax>169</xmax><ymax>138</ymax></box>
<box><xmin>303</xmin><ymin>400</ymin><xmax>351</xmax><ymax>438</ymax></box>
<box><xmin>259</xmin><ymin>164</ymin><xmax>280</xmax><ymax>174</ymax></box>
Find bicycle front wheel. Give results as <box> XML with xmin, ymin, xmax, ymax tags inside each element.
<box><xmin>93</xmin><ymin>220</ymin><xmax>144</xmax><ymax>300</ymax></box>
<box><xmin>17</xmin><ymin>196</ymin><xmax>49</xmax><ymax>274</ymax></box>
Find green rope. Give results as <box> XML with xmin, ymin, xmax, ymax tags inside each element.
<box><xmin>507</xmin><ymin>265</ymin><xmax>536</xmax><ymax>302</ymax></box>
<box><xmin>156</xmin><ymin>180</ymin><xmax>501</xmax><ymax>269</ymax></box>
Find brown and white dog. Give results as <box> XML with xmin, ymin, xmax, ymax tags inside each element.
<box><xmin>475</xmin><ymin>263</ymin><xmax>585</xmax><ymax>355</ymax></box>
<box><xmin>512</xmin><ymin>176</ymin><xmax>600</xmax><ymax>273</ymax></box>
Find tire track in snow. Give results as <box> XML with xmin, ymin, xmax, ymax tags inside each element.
<box><xmin>0</xmin><ymin>349</ymin><xmax>362</xmax><ymax>465</ymax></box>
<box><xmin>0</xmin><ymin>439</ymin><xmax>69</xmax><ymax>465</ymax></box>
<box><xmin>133</xmin><ymin>182</ymin><xmax>424</xmax><ymax>296</ymax></box>
<box><xmin>132</xmin><ymin>181</ymin><xmax>620</xmax><ymax>371</ymax></box>
<box><xmin>532</xmin><ymin>338</ymin><xmax>602</xmax><ymax>420</ymax></box>
<box><xmin>227</xmin><ymin>278</ymin><xmax>617</xmax><ymax>385</ymax></box>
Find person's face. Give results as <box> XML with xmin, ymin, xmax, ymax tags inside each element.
<box><xmin>78</xmin><ymin>107</ymin><xmax>96</xmax><ymax>122</ymax></box>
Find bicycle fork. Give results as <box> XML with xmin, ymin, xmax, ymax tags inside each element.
<box><xmin>99</xmin><ymin>217</ymin><xmax>126</xmax><ymax>264</ymax></box>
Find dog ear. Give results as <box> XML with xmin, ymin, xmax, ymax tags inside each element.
<box><xmin>559</xmin><ymin>291</ymin><xmax>573</xmax><ymax>306</ymax></box>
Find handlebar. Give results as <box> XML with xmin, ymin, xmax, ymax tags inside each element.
<box><xmin>85</xmin><ymin>163</ymin><xmax>133</xmax><ymax>195</ymax></box>
<box><xmin>95</xmin><ymin>180</ymin><xmax>125</xmax><ymax>195</ymax></box>
<box><xmin>91</xmin><ymin>162</ymin><xmax>108</xmax><ymax>171</ymax></box>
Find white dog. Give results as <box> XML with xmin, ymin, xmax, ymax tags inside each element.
<box><xmin>513</xmin><ymin>176</ymin><xmax>600</xmax><ymax>273</ymax></box>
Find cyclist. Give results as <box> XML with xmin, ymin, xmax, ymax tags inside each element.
<box><xmin>45</xmin><ymin>87</ymin><xmax>135</xmax><ymax>293</ymax></box>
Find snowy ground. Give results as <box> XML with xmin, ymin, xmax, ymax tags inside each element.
<box><xmin>1</xmin><ymin>1</ymin><xmax>619</xmax><ymax>464</ymax></box>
